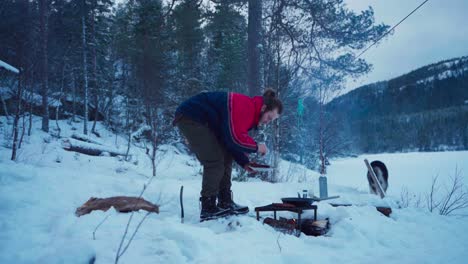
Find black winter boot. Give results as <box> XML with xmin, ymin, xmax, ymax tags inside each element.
<box><xmin>218</xmin><ymin>190</ymin><xmax>249</xmax><ymax>215</ymax></box>
<box><xmin>200</xmin><ymin>196</ymin><xmax>231</xmax><ymax>222</ymax></box>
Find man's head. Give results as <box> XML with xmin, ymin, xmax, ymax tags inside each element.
<box><xmin>259</xmin><ymin>89</ymin><xmax>283</xmax><ymax>125</ymax></box>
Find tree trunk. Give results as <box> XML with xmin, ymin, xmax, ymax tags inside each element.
<box><xmin>28</xmin><ymin>68</ymin><xmax>33</xmax><ymax>136</ymax></box>
<box><xmin>71</xmin><ymin>70</ymin><xmax>77</xmax><ymax>123</ymax></box>
<box><xmin>150</xmin><ymin>116</ymin><xmax>158</xmax><ymax>177</ymax></box>
<box><xmin>55</xmin><ymin>59</ymin><xmax>66</xmax><ymax>137</ymax></box>
<box><xmin>19</xmin><ymin>100</ymin><xmax>27</xmax><ymax>149</ymax></box>
<box><xmin>62</xmin><ymin>138</ymin><xmax>126</xmax><ymax>157</ymax></box>
<box><xmin>91</xmin><ymin>0</ymin><xmax>99</xmax><ymax>133</ymax></box>
<box><xmin>247</xmin><ymin>0</ymin><xmax>263</xmax><ymax>96</ymax></box>
<box><xmin>39</xmin><ymin>0</ymin><xmax>49</xmax><ymax>132</ymax></box>
<box><xmin>271</xmin><ymin>40</ymin><xmax>281</xmax><ymax>182</ymax></box>
<box><xmin>19</xmin><ymin>57</ymin><xmax>29</xmax><ymax>148</ymax></box>
<box><xmin>71</xmin><ymin>132</ymin><xmax>103</xmax><ymax>145</ymax></box>
<box><xmin>82</xmin><ymin>0</ymin><xmax>89</xmax><ymax>135</ymax></box>
<box><xmin>11</xmin><ymin>73</ymin><xmax>23</xmax><ymax>161</ymax></box>
<box><xmin>124</xmin><ymin>97</ymin><xmax>132</xmax><ymax>161</ymax></box>
<box><xmin>319</xmin><ymin>89</ymin><xmax>326</xmax><ymax>175</ymax></box>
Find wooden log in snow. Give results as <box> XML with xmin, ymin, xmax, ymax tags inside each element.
<box><xmin>62</xmin><ymin>138</ymin><xmax>126</xmax><ymax>157</ymax></box>
<box><xmin>376</xmin><ymin>206</ymin><xmax>392</xmax><ymax>217</ymax></box>
<box><xmin>300</xmin><ymin>218</ymin><xmax>330</xmax><ymax>236</ymax></box>
<box><xmin>71</xmin><ymin>133</ymin><xmax>103</xmax><ymax>145</ymax></box>
<box><xmin>76</xmin><ymin>196</ymin><xmax>159</xmax><ymax>217</ymax></box>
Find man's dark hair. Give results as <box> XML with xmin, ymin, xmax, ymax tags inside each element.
<box><xmin>263</xmin><ymin>88</ymin><xmax>283</xmax><ymax>114</ymax></box>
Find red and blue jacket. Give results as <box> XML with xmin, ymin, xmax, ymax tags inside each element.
<box><xmin>175</xmin><ymin>92</ymin><xmax>263</xmax><ymax>166</ymax></box>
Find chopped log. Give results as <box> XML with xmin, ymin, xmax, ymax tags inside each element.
<box><xmin>376</xmin><ymin>206</ymin><xmax>392</xmax><ymax>217</ymax></box>
<box><xmin>263</xmin><ymin>217</ymin><xmax>330</xmax><ymax>236</ymax></box>
<box><xmin>62</xmin><ymin>138</ymin><xmax>126</xmax><ymax>157</ymax></box>
<box><xmin>71</xmin><ymin>133</ymin><xmax>103</xmax><ymax>145</ymax></box>
<box><xmin>263</xmin><ymin>217</ymin><xmax>297</xmax><ymax>235</ymax></box>
<box><xmin>76</xmin><ymin>196</ymin><xmax>159</xmax><ymax>217</ymax></box>
<box><xmin>300</xmin><ymin>218</ymin><xmax>330</xmax><ymax>236</ymax></box>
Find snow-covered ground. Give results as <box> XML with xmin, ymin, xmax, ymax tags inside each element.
<box><xmin>1</xmin><ymin>117</ymin><xmax>467</xmax><ymax>264</ymax></box>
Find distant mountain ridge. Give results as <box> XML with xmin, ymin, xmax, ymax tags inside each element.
<box><xmin>327</xmin><ymin>56</ymin><xmax>468</xmax><ymax>153</ymax></box>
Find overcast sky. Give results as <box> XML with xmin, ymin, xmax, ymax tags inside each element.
<box><xmin>344</xmin><ymin>0</ymin><xmax>468</xmax><ymax>93</ymax></box>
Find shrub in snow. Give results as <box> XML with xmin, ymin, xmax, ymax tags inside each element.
<box><xmin>55</xmin><ymin>155</ymin><xmax>62</xmax><ymax>163</ymax></box>
<box><xmin>398</xmin><ymin>187</ymin><xmax>423</xmax><ymax>209</ymax></box>
<box><xmin>426</xmin><ymin>167</ymin><xmax>468</xmax><ymax>216</ymax></box>
<box><xmin>399</xmin><ymin>168</ymin><xmax>468</xmax><ymax>215</ymax></box>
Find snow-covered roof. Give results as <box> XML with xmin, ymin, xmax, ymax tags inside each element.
<box><xmin>0</xmin><ymin>59</ymin><xmax>19</xmax><ymax>74</ymax></box>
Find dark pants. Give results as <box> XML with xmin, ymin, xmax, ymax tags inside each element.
<box><xmin>176</xmin><ymin>117</ymin><xmax>233</xmax><ymax>197</ymax></box>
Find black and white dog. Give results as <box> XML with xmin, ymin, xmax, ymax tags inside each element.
<box><xmin>367</xmin><ymin>160</ymin><xmax>389</xmax><ymax>195</ymax></box>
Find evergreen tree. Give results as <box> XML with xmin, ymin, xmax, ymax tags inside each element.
<box><xmin>205</xmin><ymin>2</ymin><xmax>248</xmax><ymax>93</ymax></box>
<box><xmin>132</xmin><ymin>0</ymin><xmax>168</xmax><ymax>106</ymax></box>
<box><xmin>171</xmin><ymin>0</ymin><xmax>204</xmax><ymax>96</ymax></box>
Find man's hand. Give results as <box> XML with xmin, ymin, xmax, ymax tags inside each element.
<box><xmin>257</xmin><ymin>143</ymin><xmax>268</xmax><ymax>156</ymax></box>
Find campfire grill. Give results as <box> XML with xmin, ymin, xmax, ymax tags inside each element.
<box><xmin>254</xmin><ymin>203</ymin><xmax>317</xmax><ymax>230</ymax></box>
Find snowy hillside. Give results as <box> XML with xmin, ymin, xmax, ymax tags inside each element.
<box><xmin>1</xmin><ymin>117</ymin><xmax>468</xmax><ymax>264</ymax></box>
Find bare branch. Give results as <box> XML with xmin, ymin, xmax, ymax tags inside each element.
<box><xmin>93</xmin><ymin>212</ymin><xmax>112</xmax><ymax>240</ymax></box>
<box><xmin>118</xmin><ymin>212</ymin><xmax>152</xmax><ymax>258</ymax></box>
<box><xmin>439</xmin><ymin>167</ymin><xmax>468</xmax><ymax>216</ymax></box>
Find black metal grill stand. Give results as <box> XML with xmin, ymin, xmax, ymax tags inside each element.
<box><xmin>254</xmin><ymin>204</ymin><xmax>318</xmax><ymax>230</ymax></box>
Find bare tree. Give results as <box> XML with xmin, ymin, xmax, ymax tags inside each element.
<box><xmin>39</xmin><ymin>0</ymin><xmax>49</xmax><ymax>132</ymax></box>
<box><xmin>313</xmin><ymin>78</ymin><xmax>345</xmax><ymax>175</ymax></box>
<box><xmin>90</xmin><ymin>0</ymin><xmax>100</xmax><ymax>135</ymax></box>
<box><xmin>82</xmin><ymin>0</ymin><xmax>89</xmax><ymax>135</ymax></box>
<box><xmin>55</xmin><ymin>52</ymin><xmax>69</xmax><ymax>138</ymax></box>
<box><xmin>426</xmin><ymin>168</ymin><xmax>468</xmax><ymax>216</ymax></box>
<box><xmin>11</xmin><ymin>72</ymin><xmax>22</xmax><ymax>161</ymax></box>
<box><xmin>71</xmin><ymin>70</ymin><xmax>78</xmax><ymax>124</ymax></box>
<box><xmin>426</xmin><ymin>175</ymin><xmax>442</xmax><ymax>213</ymax></box>
<box><xmin>438</xmin><ymin>167</ymin><xmax>468</xmax><ymax>216</ymax></box>
<box><xmin>247</xmin><ymin>0</ymin><xmax>263</xmax><ymax>96</ymax></box>
<box><xmin>114</xmin><ymin>180</ymin><xmax>159</xmax><ymax>264</ymax></box>
<box><xmin>114</xmin><ymin>112</ymin><xmax>164</xmax><ymax>263</ymax></box>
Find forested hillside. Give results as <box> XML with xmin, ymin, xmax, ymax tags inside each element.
<box><xmin>328</xmin><ymin>56</ymin><xmax>468</xmax><ymax>153</ymax></box>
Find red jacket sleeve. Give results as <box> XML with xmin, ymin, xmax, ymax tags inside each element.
<box><xmin>222</xmin><ymin>93</ymin><xmax>258</xmax><ymax>155</ymax></box>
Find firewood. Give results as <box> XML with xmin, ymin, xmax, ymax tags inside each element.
<box><xmin>62</xmin><ymin>138</ymin><xmax>126</xmax><ymax>157</ymax></box>
<box><xmin>71</xmin><ymin>133</ymin><xmax>103</xmax><ymax>145</ymax></box>
<box><xmin>75</xmin><ymin>196</ymin><xmax>159</xmax><ymax>217</ymax></box>
<box><xmin>376</xmin><ymin>206</ymin><xmax>392</xmax><ymax>217</ymax></box>
<box><xmin>300</xmin><ymin>218</ymin><xmax>330</xmax><ymax>236</ymax></box>
<box><xmin>263</xmin><ymin>217</ymin><xmax>297</xmax><ymax>235</ymax></box>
